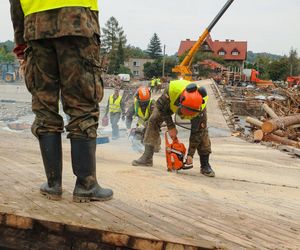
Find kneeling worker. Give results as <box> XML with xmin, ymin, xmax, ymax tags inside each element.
<box><xmin>126</xmin><ymin>86</ymin><xmax>155</xmax><ymax>130</ymax></box>
<box><xmin>132</xmin><ymin>80</ymin><xmax>215</xmax><ymax>177</ymax></box>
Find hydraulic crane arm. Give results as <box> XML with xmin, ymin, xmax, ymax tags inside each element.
<box><xmin>172</xmin><ymin>0</ymin><xmax>235</xmax><ymax>80</ymax></box>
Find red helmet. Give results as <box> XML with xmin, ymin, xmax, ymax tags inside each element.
<box><xmin>137</xmin><ymin>86</ymin><xmax>151</xmax><ymax>102</ymax></box>
<box><xmin>179</xmin><ymin>83</ymin><xmax>203</xmax><ymax>117</ymax></box>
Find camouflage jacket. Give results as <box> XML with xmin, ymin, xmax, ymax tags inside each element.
<box><xmin>9</xmin><ymin>0</ymin><xmax>100</xmax><ymax>45</ymax></box>
<box><xmin>156</xmin><ymin>85</ymin><xmax>177</xmax><ymax>129</ymax></box>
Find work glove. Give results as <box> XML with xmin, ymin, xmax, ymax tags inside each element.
<box><xmin>13</xmin><ymin>44</ymin><xmax>27</xmax><ymax>60</ymax></box>
<box><xmin>168</xmin><ymin>127</ymin><xmax>178</xmax><ymax>140</ymax></box>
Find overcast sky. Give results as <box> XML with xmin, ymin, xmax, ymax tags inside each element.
<box><xmin>1</xmin><ymin>0</ymin><xmax>299</xmax><ymax>56</ymax></box>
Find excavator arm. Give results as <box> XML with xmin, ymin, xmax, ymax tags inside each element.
<box><xmin>173</xmin><ymin>0</ymin><xmax>235</xmax><ymax>80</ymax></box>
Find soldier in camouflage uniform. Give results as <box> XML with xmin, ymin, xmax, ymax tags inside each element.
<box><xmin>10</xmin><ymin>0</ymin><xmax>113</xmax><ymax>202</ymax></box>
<box><xmin>132</xmin><ymin>80</ymin><xmax>215</xmax><ymax>177</ymax></box>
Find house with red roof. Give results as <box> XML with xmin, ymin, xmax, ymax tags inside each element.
<box><xmin>177</xmin><ymin>35</ymin><xmax>247</xmax><ymax>67</ymax></box>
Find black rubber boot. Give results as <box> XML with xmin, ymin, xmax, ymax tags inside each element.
<box><xmin>132</xmin><ymin>144</ymin><xmax>154</xmax><ymax>167</ymax></box>
<box><xmin>39</xmin><ymin>133</ymin><xmax>62</xmax><ymax>200</ymax></box>
<box><xmin>71</xmin><ymin>138</ymin><xmax>113</xmax><ymax>203</ymax></box>
<box><xmin>200</xmin><ymin>154</ymin><xmax>215</xmax><ymax>177</ymax></box>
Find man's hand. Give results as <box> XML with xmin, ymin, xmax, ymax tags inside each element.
<box><xmin>13</xmin><ymin>44</ymin><xmax>27</xmax><ymax>60</ymax></box>
<box><xmin>186</xmin><ymin>155</ymin><xmax>193</xmax><ymax>165</ymax></box>
<box><xmin>168</xmin><ymin>127</ymin><xmax>178</xmax><ymax>139</ymax></box>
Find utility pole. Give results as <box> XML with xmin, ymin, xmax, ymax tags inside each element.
<box><xmin>162</xmin><ymin>44</ymin><xmax>166</xmax><ymax>77</ymax></box>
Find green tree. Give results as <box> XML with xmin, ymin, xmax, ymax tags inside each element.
<box><xmin>102</xmin><ymin>17</ymin><xmax>127</xmax><ymax>74</ymax></box>
<box><xmin>124</xmin><ymin>45</ymin><xmax>149</xmax><ymax>59</ymax></box>
<box><xmin>101</xmin><ymin>16</ymin><xmax>127</xmax><ymax>53</ymax></box>
<box><xmin>164</xmin><ymin>56</ymin><xmax>177</xmax><ymax>77</ymax></box>
<box><xmin>143</xmin><ymin>59</ymin><xmax>162</xmax><ymax>78</ymax></box>
<box><xmin>268</xmin><ymin>57</ymin><xmax>289</xmax><ymax>81</ymax></box>
<box><xmin>0</xmin><ymin>46</ymin><xmax>15</xmax><ymax>63</ymax></box>
<box><xmin>288</xmin><ymin>48</ymin><xmax>300</xmax><ymax>76</ymax></box>
<box><xmin>146</xmin><ymin>33</ymin><xmax>162</xmax><ymax>59</ymax></box>
<box><xmin>119</xmin><ymin>65</ymin><xmax>132</xmax><ymax>75</ymax></box>
<box><xmin>253</xmin><ymin>55</ymin><xmax>272</xmax><ymax>79</ymax></box>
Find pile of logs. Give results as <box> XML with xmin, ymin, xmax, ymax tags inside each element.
<box><xmin>246</xmin><ymin>103</ymin><xmax>300</xmax><ymax>149</ymax></box>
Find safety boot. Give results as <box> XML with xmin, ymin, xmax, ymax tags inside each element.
<box><xmin>132</xmin><ymin>145</ymin><xmax>154</xmax><ymax>166</ymax></box>
<box><xmin>200</xmin><ymin>154</ymin><xmax>215</xmax><ymax>177</ymax></box>
<box><xmin>39</xmin><ymin>133</ymin><xmax>62</xmax><ymax>200</ymax></box>
<box><xmin>71</xmin><ymin>138</ymin><xmax>113</xmax><ymax>203</ymax></box>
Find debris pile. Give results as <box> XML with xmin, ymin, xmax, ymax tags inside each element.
<box><xmin>215</xmin><ymin>81</ymin><xmax>300</xmax><ymax>154</ymax></box>
<box><xmin>102</xmin><ymin>74</ymin><xmax>122</xmax><ymax>88</ymax></box>
<box><xmin>244</xmin><ymin>87</ymin><xmax>299</xmax><ymax>150</ymax></box>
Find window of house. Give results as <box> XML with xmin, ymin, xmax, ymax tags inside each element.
<box><xmin>133</xmin><ymin>61</ymin><xmax>140</xmax><ymax>67</ymax></box>
<box><xmin>202</xmin><ymin>44</ymin><xmax>210</xmax><ymax>50</ymax></box>
<box><xmin>231</xmin><ymin>50</ymin><xmax>239</xmax><ymax>56</ymax></box>
<box><xmin>218</xmin><ymin>50</ymin><xmax>226</xmax><ymax>56</ymax></box>
<box><xmin>133</xmin><ymin>71</ymin><xmax>139</xmax><ymax>76</ymax></box>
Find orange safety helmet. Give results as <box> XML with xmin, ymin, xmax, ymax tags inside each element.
<box><xmin>137</xmin><ymin>86</ymin><xmax>151</xmax><ymax>102</ymax></box>
<box><xmin>179</xmin><ymin>83</ymin><xmax>204</xmax><ymax>117</ymax></box>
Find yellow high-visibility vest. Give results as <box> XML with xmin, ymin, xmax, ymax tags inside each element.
<box><xmin>134</xmin><ymin>98</ymin><xmax>153</xmax><ymax>126</ymax></box>
<box><xmin>20</xmin><ymin>0</ymin><xmax>99</xmax><ymax>16</ymax></box>
<box><xmin>169</xmin><ymin>80</ymin><xmax>208</xmax><ymax>119</ymax></box>
<box><xmin>109</xmin><ymin>95</ymin><xmax>122</xmax><ymax>113</ymax></box>
<box><xmin>151</xmin><ymin>79</ymin><xmax>156</xmax><ymax>87</ymax></box>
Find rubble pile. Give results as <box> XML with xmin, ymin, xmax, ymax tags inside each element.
<box><xmin>217</xmin><ymin>82</ymin><xmax>300</xmax><ymax>153</ymax></box>
<box><xmin>102</xmin><ymin>74</ymin><xmax>122</xmax><ymax>88</ymax></box>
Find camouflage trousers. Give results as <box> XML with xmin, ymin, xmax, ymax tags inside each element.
<box><xmin>24</xmin><ymin>35</ymin><xmax>103</xmax><ymax>138</ymax></box>
<box><xmin>144</xmin><ymin>107</ymin><xmax>211</xmax><ymax>156</ymax></box>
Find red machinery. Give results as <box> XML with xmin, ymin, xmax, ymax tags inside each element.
<box><xmin>249</xmin><ymin>69</ymin><xmax>274</xmax><ymax>88</ymax></box>
<box><xmin>287</xmin><ymin>76</ymin><xmax>300</xmax><ymax>87</ymax></box>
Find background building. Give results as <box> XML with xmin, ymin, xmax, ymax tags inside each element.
<box><xmin>124</xmin><ymin>58</ymin><xmax>154</xmax><ymax>79</ymax></box>
<box><xmin>178</xmin><ymin>35</ymin><xmax>247</xmax><ymax>67</ymax></box>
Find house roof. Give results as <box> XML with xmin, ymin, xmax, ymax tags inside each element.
<box><xmin>177</xmin><ymin>36</ymin><xmax>247</xmax><ymax>61</ymax></box>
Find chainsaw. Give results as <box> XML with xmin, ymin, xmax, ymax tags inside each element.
<box><xmin>165</xmin><ymin>131</ymin><xmax>193</xmax><ymax>172</ymax></box>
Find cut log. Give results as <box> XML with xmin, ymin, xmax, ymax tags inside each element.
<box><xmin>262</xmin><ymin>103</ymin><xmax>279</xmax><ymax>119</ymax></box>
<box><xmin>262</xmin><ymin>114</ymin><xmax>300</xmax><ymax>133</ymax></box>
<box><xmin>246</xmin><ymin>117</ymin><xmax>285</xmax><ymax>137</ymax></box>
<box><xmin>254</xmin><ymin>130</ymin><xmax>264</xmax><ymax>142</ymax></box>
<box><xmin>264</xmin><ymin>134</ymin><xmax>300</xmax><ymax>148</ymax></box>
<box><xmin>246</xmin><ymin>117</ymin><xmax>262</xmax><ymax>127</ymax></box>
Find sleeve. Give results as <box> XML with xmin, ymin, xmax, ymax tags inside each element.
<box><xmin>105</xmin><ymin>98</ymin><xmax>109</xmax><ymax>116</ymax></box>
<box><xmin>120</xmin><ymin>96</ymin><xmax>126</xmax><ymax>114</ymax></box>
<box><xmin>156</xmin><ymin>86</ymin><xmax>175</xmax><ymax>130</ymax></box>
<box><xmin>125</xmin><ymin>104</ymin><xmax>135</xmax><ymax>129</ymax></box>
<box><xmin>9</xmin><ymin>0</ymin><xmax>26</xmax><ymax>45</ymax></box>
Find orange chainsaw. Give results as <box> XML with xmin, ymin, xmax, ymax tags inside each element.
<box><xmin>165</xmin><ymin>131</ymin><xmax>193</xmax><ymax>171</ymax></box>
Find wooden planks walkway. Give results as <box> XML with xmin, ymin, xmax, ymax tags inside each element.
<box><xmin>0</xmin><ymin>81</ymin><xmax>300</xmax><ymax>249</ymax></box>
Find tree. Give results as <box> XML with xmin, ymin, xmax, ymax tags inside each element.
<box><xmin>101</xmin><ymin>17</ymin><xmax>127</xmax><ymax>74</ymax></box>
<box><xmin>143</xmin><ymin>60</ymin><xmax>162</xmax><ymax>78</ymax></box>
<box><xmin>0</xmin><ymin>46</ymin><xmax>15</xmax><ymax>63</ymax></box>
<box><xmin>107</xmin><ymin>40</ymin><xmax>125</xmax><ymax>74</ymax></box>
<box><xmin>288</xmin><ymin>48</ymin><xmax>300</xmax><ymax>76</ymax></box>
<box><xmin>101</xmin><ymin>17</ymin><xmax>127</xmax><ymax>53</ymax></box>
<box><xmin>146</xmin><ymin>33</ymin><xmax>162</xmax><ymax>59</ymax></box>
<box><xmin>124</xmin><ymin>45</ymin><xmax>149</xmax><ymax>59</ymax></box>
<box><xmin>268</xmin><ymin>57</ymin><xmax>289</xmax><ymax>81</ymax></box>
<box><xmin>253</xmin><ymin>55</ymin><xmax>272</xmax><ymax>79</ymax></box>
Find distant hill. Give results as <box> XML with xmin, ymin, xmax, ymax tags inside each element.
<box><xmin>247</xmin><ymin>51</ymin><xmax>282</xmax><ymax>63</ymax></box>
